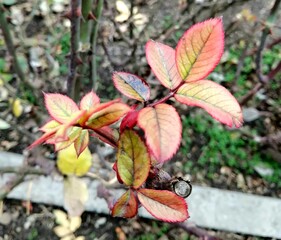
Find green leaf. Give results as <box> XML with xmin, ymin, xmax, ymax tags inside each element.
<box><xmin>117</xmin><ymin>129</ymin><xmax>150</xmax><ymax>188</ymax></box>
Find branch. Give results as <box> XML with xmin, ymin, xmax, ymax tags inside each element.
<box><xmin>0</xmin><ymin>166</ymin><xmax>47</xmax><ymax>175</ymax></box>
<box><xmin>0</xmin><ymin>166</ymin><xmax>47</xmax><ymax>200</ymax></box>
<box><xmin>0</xmin><ymin>174</ymin><xmax>25</xmax><ymax>200</ymax></box>
<box><xmin>91</xmin><ymin>0</ymin><xmax>104</xmax><ymax>90</ymax></box>
<box><xmin>0</xmin><ymin>3</ymin><xmax>26</xmax><ymax>83</ymax></box>
<box><xmin>239</xmin><ymin>83</ymin><xmax>262</xmax><ymax>106</ymax></box>
<box><xmin>255</xmin><ymin>0</ymin><xmax>280</xmax><ymax>83</ymax></box>
<box><xmin>67</xmin><ymin>0</ymin><xmax>82</xmax><ymax>99</ymax></box>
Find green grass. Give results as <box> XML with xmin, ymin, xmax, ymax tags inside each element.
<box><xmin>210</xmin><ymin>43</ymin><xmax>281</xmax><ymax>99</ymax></box>
<box><xmin>129</xmin><ymin>222</ymin><xmax>170</xmax><ymax>240</ymax></box>
<box><xmin>181</xmin><ymin>111</ymin><xmax>281</xmax><ymax>186</ymax></box>
<box><xmin>55</xmin><ymin>32</ymin><xmax>70</xmax><ymax>75</ymax></box>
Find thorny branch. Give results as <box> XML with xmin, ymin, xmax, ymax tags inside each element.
<box><xmin>67</xmin><ymin>0</ymin><xmax>82</xmax><ymax>99</ymax></box>
<box><xmin>91</xmin><ymin>0</ymin><xmax>104</xmax><ymax>90</ymax></box>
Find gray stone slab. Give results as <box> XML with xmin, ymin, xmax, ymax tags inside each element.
<box><xmin>1</xmin><ymin>151</ymin><xmax>281</xmax><ymax>238</ymax></box>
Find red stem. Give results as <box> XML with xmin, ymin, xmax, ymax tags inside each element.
<box><xmin>147</xmin><ymin>82</ymin><xmax>184</xmax><ymax>107</ymax></box>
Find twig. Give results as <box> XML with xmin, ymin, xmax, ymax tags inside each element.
<box><xmin>267</xmin><ymin>37</ymin><xmax>281</xmax><ymax>49</ymax></box>
<box><xmin>0</xmin><ymin>3</ymin><xmax>26</xmax><ymax>83</ymax></box>
<box><xmin>0</xmin><ymin>166</ymin><xmax>47</xmax><ymax>200</ymax></box>
<box><xmin>91</xmin><ymin>0</ymin><xmax>104</xmax><ymax>91</ymax></box>
<box><xmin>268</xmin><ymin>60</ymin><xmax>281</xmax><ymax>80</ymax></box>
<box><xmin>0</xmin><ymin>166</ymin><xmax>47</xmax><ymax>175</ymax></box>
<box><xmin>240</xmin><ymin>0</ymin><xmax>280</xmax><ymax>106</ymax></box>
<box><xmin>67</xmin><ymin>0</ymin><xmax>82</xmax><ymax>99</ymax></box>
<box><xmin>175</xmin><ymin>222</ymin><xmax>220</xmax><ymax>240</ymax></box>
<box><xmin>255</xmin><ymin>0</ymin><xmax>280</xmax><ymax>83</ymax></box>
<box><xmin>86</xmin><ymin>172</ymin><xmax>118</xmax><ymax>186</ymax></box>
<box><xmin>239</xmin><ymin>83</ymin><xmax>262</xmax><ymax>106</ymax></box>
<box><xmin>0</xmin><ymin>174</ymin><xmax>25</xmax><ymax>200</ymax></box>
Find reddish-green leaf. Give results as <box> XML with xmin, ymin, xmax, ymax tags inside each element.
<box><xmin>138</xmin><ymin>104</ymin><xmax>182</xmax><ymax>162</ymax></box>
<box><xmin>86</xmin><ymin>102</ymin><xmax>130</xmax><ymax>129</ymax></box>
<box><xmin>175</xmin><ymin>80</ymin><xmax>243</xmax><ymax>127</ymax></box>
<box><xmin>55</xmin><ymin>126</ymin><xmax>82</xmax><ymax>151</ymax></box>
<box><xmin>112</xmin><ymin>190</ymin><xmax>137</xmax><ymax>218</ymax></box>
<box><xmin>112</xmin><ymin>72</ymin><xmax>150</xmax><ymax>102</ymax></box>
<box><xmin>176</xmin><ymin>18</ymin><xmax>224</xmax><ymax>82</ymax></box>
<box><xmin>44</xmin><ymin>93</ymin><xmax>79</xmax><ymax>124</ymax></box>
<box><xmin>117</xmin><ymin>129</ymin><xmax>150</xmax><ymax>188</ymax></box>
<box><xmin>80</xmin><ymin>91</ymin><xmax>100</xmax><ymax>110</ymax></box>
<box><xmin>137</xmin><ymin>189</ymin><xmax>189</xmax><ymax>222</ymax></box>
<box><xmin>74</xmin><ymin>129</ymin><xmax>89</xmax><ymax>156</ymax></box>
<box><xmin>146</xmin><ymin>40</ymin><xmax>182</xmax><ymax>89</ymax></box>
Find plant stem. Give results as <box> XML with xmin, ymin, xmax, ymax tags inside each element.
<box><xmin>80</xmin><ymin>0</ymin><xmax>94</xmax><ymax>44</ymax></box>
<box><xmin>91</xmin><ymin>0</ymin><xmax>104</xmax><ymax>90</ymax></box>
<box><xmin>0</xmin><ymin>3</ymin><xmax>26</xmax><ymax>83</ymax></box>
<box><xmin>67</xmin><ymin>0</ymin><xmax>82</xmax><ymax>100</ymax></box>
<box><xmin>148</xmin><ymin>82</ymin><xmax>184</xmax><ymax>107</ymax></box>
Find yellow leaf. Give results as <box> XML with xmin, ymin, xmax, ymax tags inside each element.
<box><xmin>53</xmin><ymin>225</ymin><xmax>72</xmax><ymax>238</ymax></box>
<box><xmin>69</xmin><ymin>216</ymin><xmax>82</xmax><ymax>232</ymax></box>
<box><xmin>75</xmin><ymin>236</ymin><xmax>85</xmax><ymax>240</ymax></box>
<box><xmin>53</xmin><ymin>209</ymin><xmax>69</xmax><ymax>227</ymax></box>
<box><xmin>115</xmin><ymin>0</ymin><xmax>130</xmax><ymax>22</ymax></box>
<box><xmin>12</xmin><ymin>98</ymin><xmax>23</xmax><ymax>117</ymax></box>
<box><xmin>57</xmin><ymin>144</ymin><xmax>92</xmax><ymax>176</ymax></box>
<box><xmin>61</xmin><ymin>236</ymin><xmax>75</xmax><ymax>240</ymax></box>
<box><xmin>64</xmin><ymin>176</ymin><xmax>89</xmax><ymax>217</ymax></box>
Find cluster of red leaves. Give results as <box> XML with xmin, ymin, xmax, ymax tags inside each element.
<box><xmin>30</xmin><ymin>18</ymin><xmax>243</xmax><ymax>223</ymax></box>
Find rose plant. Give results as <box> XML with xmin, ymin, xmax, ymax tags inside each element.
<box><xmin>30</xmin><ymin>17</ymin><xmax>243</xmax><ymax>222</ymax></box>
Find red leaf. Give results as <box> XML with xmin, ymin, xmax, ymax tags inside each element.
<box><xmin>117</xmin><ymin>129</ymin><xmax>150</xmax><ymax>188</ymax></box>
<box><xmin>138</xmin><ymin>104</ymin><xmax>182</xmax><ymax>162</ymax></box>
<box><xmin>137</xmin><ymin>189</ymin><xmax>189</xmax><ymax>222</ymax></box>
<box><xmin>175</xmin><ymin>80</ymin><xmax>243</xmax><ymax>127</ymax></box>
<box><xmin>112</xmin><ymin>72</ymin><xmax>150</xmax><ymax>102</ymax></box>
<box><xmin>86</xmin><ymin>102</ymin><xmax>130</xmax><ymax>129</ymax></box>
<box><xmin>28</xmin><ymin>131</ymin><xmax>55</xmax><ymax>149</ymax></box>
<box><xmin>44</xmin><ymin>93</ymin><xmax>79</xmax><ymax>124</ymax></box>
<box><xmin>113</xmin><ymin>162</ymin><xmax>123</xmax><ymax>184</ymax></box>
<box><xmin>176</xmin><ymin>18</ymin><xmax>224</xmax><ymax>82</ymax></box>
<box><xmin>80</xmin><ymin>91</ymin><xmax>100</xmax><ymax>110</ymax></box>
<box><xmin>120</xmin><ymin>109</ymin><xmax>139</xmax><ymax>132</ymax></box>
<box><xmin>112</xmin><ymin>190</ymin><xmax>138</xmax><ymax>218</ymax></box>
<box><xmin>74</xmin><ymin>129</ymin><xmax>89</xmax><ymax>156</ymax></box>
<box><xmin>146</xmin><ymin>40</ymin><xmax>182</xmax><ymax>89</ymax></box>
